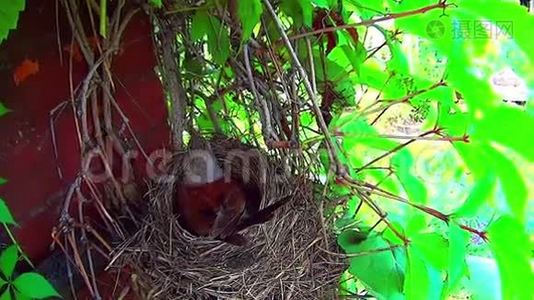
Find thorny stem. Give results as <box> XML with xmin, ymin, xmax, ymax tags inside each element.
<box><xmin>364</xmin><ymin>80</ymin><xmax>447</xmax><ymax>124</ymax></box>
<box><xmin>349</xmin><ymin>179</ymin><xmax>489</xmax><ymax>242</ymax></box>
<box><xmin>288</xmin><ymin>0</ymin><xmax>454</xmax><ymax>41</ymax></box>
<box><xmin>354</xmin><ymin>129</ymin><xmax>436</xmax><ymax>173</ymax></box>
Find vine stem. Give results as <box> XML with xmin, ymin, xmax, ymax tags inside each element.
<box><xmin>2</xmin><ymin>223</ymin><xmax>34</xmax><ymax>268</ymax></box>
<box><xmin>262</xmin><ymin>0</ymin><xmax>346</xmax><ymax>175</ymax></box>
<box><xmin>288</xmin><ymin>0</ymin><xmax>453</xmax><ymax>41</ymax></box>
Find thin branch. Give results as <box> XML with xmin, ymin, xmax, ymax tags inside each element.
<box><xmin>288</xmin><ymin>1</ymin><xmax>453</xmax><ymax>41</ymax></box>
<box><xmin>262</xmin><ymin>0</ymin><xmax>345</xmax><ymax>175</ymax></box>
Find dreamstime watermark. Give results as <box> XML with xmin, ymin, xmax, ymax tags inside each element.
<box><xmin>426</xmin><ymin>19</ymin><xmax>513</xmax><ymax>39</ymax></box>
<box><xmin>81</xmin><ymin>137</ymin><xmax>275</xmax><ymax>186</ymax></box>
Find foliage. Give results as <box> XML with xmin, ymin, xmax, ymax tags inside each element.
<box><xmin>0</xmin><ymin>0</ymin><xmax>25</xmax><ymax>115</ymax></box>
<box><xmin>179</xmin><ymin>0</ymin><xmax>534</xmax><ymax>299</ymax></box>
<box><xmin>0</xmin><ymin>0</ymin><xmax>25</xmax><ymax>44</ymax></box>
<box><xmin>0</xmin><ymin>246</ymin><xmax>60</xmax><ymax>299</ymax></box>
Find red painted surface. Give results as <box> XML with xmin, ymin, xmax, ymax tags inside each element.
<box><xmin>0</xmin><ymin>0</ymin><xmax>168</xmax><ymax>285</ymax></box>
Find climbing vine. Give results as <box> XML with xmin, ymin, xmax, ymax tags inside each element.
<box><xmin>1</xmin><ymin>0</ymin><xmax>533</xmax><ymax>299</ymax></box>
<box><xmin>169</xmin><ymin>0</ymin><xmax>533</xmax><ymax>298</ymax></box>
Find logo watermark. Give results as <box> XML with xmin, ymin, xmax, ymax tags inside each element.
<box><xmin>426</xmin><ymin>19</ymin><xmax>513</xmax><ymax>39</ymax></box>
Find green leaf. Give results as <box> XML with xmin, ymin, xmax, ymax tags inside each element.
<box><xmin>340</xmin><ymin>44</ymin><xmax>366</xmax><ymax>74</ymax></box>
<box><xmin>473</xmin><ymin>106</ymin><xmax>534</xmax><ymax>162</ymax></box>
<box><xmin>206</xmin><ymin>16</ymin><xmax>231</xmax><ymax>65</ymax></box>
<box><xmin>14</xmin><ymin>291</ymin><xmax>30</xmax><ymax>300</ymax></box>
<box><xmin>404</xmin><ymin>247</ymin><xmax>429</xmax><ymax>300</ymax></box>
<box><xmin>453</xmin><ymin>142</ymin><xmax>496</xmax><ymax>217</ymax></box>
<box><xmin>410</xmin><ymin>232</ymin><xmax>448</xmax><ymax>271</ymax></box>
<box><xmin>454</xmin><ymin>171</ymin><xmax>496</xmax><ymax>218</ymax></box>
<box><xmin>339</xmin><ymin>233</ymin><xmax>405</xmax><ymax>299</ymax></box>
<box><xmin>313</xmin><ymin>0</ymin><xmax>336</xmax><ymax>9</ymax></box>
<box><xmin>338</xmin><ymin>270</ymin><xmax>358</xmax><ymax>297</ymax></box>
<box><xmin>189</xmin><ymin>11</ymin><xmax>232</xmax><ymax>65</ymax></box>
<box><xmin>0</xmin><ymin>198</ymin><xmax>16</xmax><ymax>225</ymax></box>
<box><xmin>0</xmin><ymin>102</ymin><xmax>11</xmax><ymax>117</ymax></box>
<box><xmin>456</xmin><ymin>0</ymin><xmax>534</xmax><ymax>67</ymax></box>
<box><xmin>298</xmin><ymin>0</ymin><xmax>313</xmax><ymax>27</ymax></box>
<box><xmin>0</xmin><ymin>289</ymin><xmax>11</xmax><ymax>300</ymax></box>
<box><xmin>336</xmin><ymin>114</ymin><xmax>396</xmax><ymax>150</ymax></box>
<box><xmin>281</xmin><ymin>0</ymin><xmax>312</xmax><ymax>27</ymax></box>
<box><xmin>0</xmin><ymin>178</ymin><xmax>6</xmax><ymax>185</ymax></box>
<box><xmin>237</xmin><ymin>0</ymin><xmax>262</xmax><ymax>42</ymax></box>
<box><xmin>487</xmin><ymin>215</ymin><xmax>534</xmax><ymax>300</ymax></box>
<box><xmin>0</xmin><ymin>0</ymin><xmax>25</xmax><ymax>44</ymax></box>
<box><xmin>391</xmin><ymin>150</ymin><xmax>427</xmax><ymax>233</ymax></box>
<box><xmin>13</xmin><ymin>272</ymin><xmax>60</xmax><ymax>299</ymax></box>
<box><xmin>405</xmin><ymin>245</ymin><xmax>445</xmax><ymax>300</ymax></box>
<box><xmin>489</xmin><ymin>148</ymin><xmax>528</xmax><ymax>221</ymax></box>
<box><xmin>148</xmin><ymin>0</ymin><xmax>162</xmax><ymax>8</ymax></box>
<box><xmin>344</xmin><ymin>0</ymin><xmax>387</xmax><ymax>19</ymax></box>
<box><xmin>190</xmin><ymin>11</ymin><xmax>209</xmax><ymax>41</ymax></box>
<box><xmin>447</xmin><ymin>223</ymin><xmax>469</xmax><ymax>292</ymax></box>
<box><xmin>0</xmin><ymin>245</ymin><xmax>18</xmax><ymax>278</ymax></box>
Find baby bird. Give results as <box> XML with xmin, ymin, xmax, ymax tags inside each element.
<box><xmin>175</xmin><ymin>132</ymin><xmax>289</xmax><ymax>245</ymax></box>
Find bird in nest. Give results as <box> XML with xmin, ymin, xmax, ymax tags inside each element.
<box><xmin>174</xmin><ymin>132</ymin><xmax>289</xmax><ymax>245</ymax></box>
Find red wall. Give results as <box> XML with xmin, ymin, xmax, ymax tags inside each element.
<box><xmin>0</xmin><ymin>1</ymin><xmax>168</xmax><ymax>266</ymax></box>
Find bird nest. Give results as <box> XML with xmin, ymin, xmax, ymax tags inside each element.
<box><xmin>109</xmin><ymin>135</ymin><xmax>345</xmax><ymax>299</ymax></box>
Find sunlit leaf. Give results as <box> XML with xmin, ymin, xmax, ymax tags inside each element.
<box><xmin>339</xmin><ymin>233</ymin><xmax>405</xmax><ymax>299</ymax></box>
<box><xmin>0</xmin><ymin>245</ymin><xmax>18</xmax><ymax>278</ymax></box>
<box><xmin>454</xmin><ymin>172</ymin><xmax>496</xmax><ymax>218</ymax></box>
<box><xmin>410</xmin><ymin>232</ymin><xmax>448</xmax><ymax>270</ymax></box>
<box><xmin>405</xmin><ymin>245</ymin><xmax>445</xmax><ymax>300</ymax></box>
<box><xmin>488</xmin><ymin>148</ymin><xmax>528</xmax><ymax>221</ymax></box>
<box><xmin>340</xmin><ymin>44</ymin><xmax>366</xmax><ymax>74</ymax></box>
<box><xmin>447</xmin><ymin>222</ymin><xmax>469</xmax><ymax>292</ymax></box>
<box><xmin>487</xmin><ymin>215</ymin><xmax>534</xmax><ymax>300</ymax></box>
<box><xmin>13</xmin><ymin>272</ymin><xmax>60</xmax><ymax>299</ymax></box>
<box><xmin>473</xmin><ymin>106</ymin><xmax>534</xmax><ymax>162</ymax></box>
<box><xmin>404</xmin><ymin>247</ymin><xmax>429</xmax><ymax>300</ymax></box>
<box><xmin>453</xmin><ymin>143</ymin><xmax>496</xmax><ymax>217</ymax></box>
<box><xmin>237</xmin><ymin>0</ymin><xmax>262</xmax><ymax>42</ymax></box>
<box><xmin>456</xmin><ymin>0</ymin><xmax>534</xmax><ymax>65</ymax></box>
<box><xmin>344</xmin><ymin>0</ymin><xmax>387</xmax><ymax>19</ymax></box>
<box><xmin>0</xmin><ymin>198</ymin><xmax>16</xmax><ymax>225</ymax></box>
<box><xmin>391</xmin><ymin>149</ymin><xmax>427</xmax><ymax>233</ymax></box>
<box><xmin>338</xmin><ymin>270</ymin><xmax>358</xmax><ymax>297</ymax></box>
<box><xmin>313</xmin><ymin>0</ymin><xmax>336</xmax><ymax>9</ymax></box>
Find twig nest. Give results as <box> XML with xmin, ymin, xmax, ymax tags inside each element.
<box><xmin>111</xmin><ymin>135</ymin><xmax>344</xmax><ymax>299</ymax></box>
